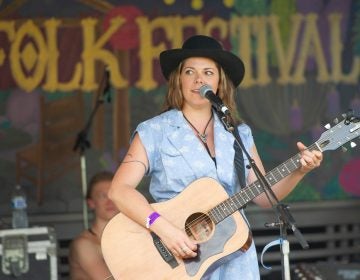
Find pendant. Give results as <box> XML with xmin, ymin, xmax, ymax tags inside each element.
<box><xmin>198</xmin><ymin>133</ymin><xmax>207</xmax><ymax>143</ymax></box>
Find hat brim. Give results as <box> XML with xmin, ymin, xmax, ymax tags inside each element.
<box><xmin>160</xmin><ymin>48</ymin><xmax>245</xmax><ymax>87</ymax></box>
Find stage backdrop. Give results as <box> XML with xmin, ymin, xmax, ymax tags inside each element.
<box><xmin>0</xmin><ymin>0</ymin><xmax>359</xmax><ymax>213</ymax></box>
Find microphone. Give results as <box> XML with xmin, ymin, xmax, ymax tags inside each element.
<box><xmin>199</xmin><ymin>84</ymin><xmax>230</xmax><ymax>115</ymax></box>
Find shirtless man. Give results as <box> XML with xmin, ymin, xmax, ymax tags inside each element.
<box><xmin>69</xmin><ymin>171</ymin><xmax>119</xmax><ymax>280</ymax></box>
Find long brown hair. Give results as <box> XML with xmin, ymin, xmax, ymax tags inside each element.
<box><xmin>163</xmin><ymin>60</ymin><xmax>242</xmax><ymax>125</ymax></box>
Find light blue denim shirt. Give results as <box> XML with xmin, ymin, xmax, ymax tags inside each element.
<box><xmin>135</xmin><ymin>109</ymin><xmax>260</xmax><ymax>279</ymax></box>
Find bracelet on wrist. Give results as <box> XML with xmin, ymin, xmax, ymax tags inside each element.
<box><xmin>146</xmin><ymin>212</ymin><xmax>160</xmax><ymax>229</ymax></box>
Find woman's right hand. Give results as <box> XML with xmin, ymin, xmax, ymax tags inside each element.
<box><xmin>150</xmin><ymin>216</ymin><xmax>198</xmax><ymax>259</ymax></box>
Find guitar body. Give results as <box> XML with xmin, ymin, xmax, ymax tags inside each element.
<box><xmin>101</xmin><ymin>177</ymin><xmax>251</xmax><ymax>279</ymax></box>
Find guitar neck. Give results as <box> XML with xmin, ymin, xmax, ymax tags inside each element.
<box><xmin>208</xmin><ymin>142</ymin><xmax>321</xmax><ymax>224</ymax></box>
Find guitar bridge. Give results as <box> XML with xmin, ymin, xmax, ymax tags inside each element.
<box><xmin>150</xmin><ymin>232</ymin><xmax>178</xmax><ymax>269</ymax></box>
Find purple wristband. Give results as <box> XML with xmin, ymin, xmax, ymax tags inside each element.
<box><xmin>146</xmin><ymin>212</ymin><xmax>160</xmax><ymax>228</ymax></box>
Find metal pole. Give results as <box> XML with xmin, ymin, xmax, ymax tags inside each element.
<box><xmin>280</xmin><ymin>223</ymin><xmax>291</xmax><ymax>280</ymax></box>
<box><xmin>80</xmin><ymin>155</ymin><xmax>88</xmax><ymax>229</ymax></box>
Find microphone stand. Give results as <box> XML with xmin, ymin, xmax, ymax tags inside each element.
<box><xmin>73</xmin><ymin>69</ymin><xmax>110</xmax><ymax>229</ymax></box>
<box><xmin>215</xmin><ymin>108</ymin><xmax>309</xmax><ymax>280</ymax></box>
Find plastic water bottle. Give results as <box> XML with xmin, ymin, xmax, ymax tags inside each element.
<box><xmin>11</xmin><ymin>185</ymin><xmax>29</xmax><ymax>228</ymax></box>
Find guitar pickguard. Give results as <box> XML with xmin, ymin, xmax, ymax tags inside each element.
<box><xmin>184</xmin><ymin>215</ymin><xmax>236</xmax><ymax>276</ymax></box>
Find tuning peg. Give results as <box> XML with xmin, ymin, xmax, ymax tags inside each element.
<box><xmin>324</xmin><ymin>123</ymin><xmax>331</xmax><ymax>130</ymax></box>
<box><xmin>341</xmin><ymin>146</ymin><xmax>348</xmax><ymax>152</ymax></box>
<box><xmin>333</xmin><ymin>118</ymin><xmax>339</xmax><ymax>124</ymax></box>
<box><xmin>350</xmin><ymin>142</ymin><xmax>357</xmax><ymax>148</ymax></box>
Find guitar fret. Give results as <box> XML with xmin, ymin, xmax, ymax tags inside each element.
<box><xmin>270</xmin><ymin>169</ymin><xmax>280</xmax><ymax>181</ymax></box>
<box><xmin>211</xmin><ymin>207</ymin><xmax>222</xmax><ymax>223</ymax></box>
<box><xmin>216</xmin><ymin>204</ymin><xmax>225</xmax><ymax>221</ymax></box>
<box><xmin>247</xmin><ymin>188</ymin><xmax>254</xmax><ymax>201</ymax></box>
<box><xmin>232</xmin><ymin>194</ymin><xmax>242</xmax><ymax>209</ymax></box>
<box><xmin>248</xmin><ymin>184</ymin><xmax>257</xmax><ymax>197</ymax></box>
<box><xmin>214</xmin><ymin>209</ymin><xmax>222</xmax><ymax>224</ymax></box>
<box><xmin>281</xmin><ymin>163</ymin><xmax>291</xmax><ymax>175</ymax></box>
<box><xmin>219</xmin><ymin>202</ymin><xmax>227</xmax><ymax>219</ymax></box>
<box><xmin>290</xmin><ymin>156</ymin><xmax>300</xmax><ymax>170</ymax></box>
<box><xmin>275</xmin><ymin>167</ymin><xmax>285</xmax><ymax>179</ymax></box>
<box><xmin>238</xmin><ymin>190</ymin><xmax>247</xmax><ymax>205</ymax></box>
<box><xmin>265</xmin><ymin>173</ymin><xmax>275</xmax><ymax>184</ymax></box>
<box><xmin>243</xmin><ymin>189</ymin><xmax>251</xmax><ymax>202</ymax></box>
<box><xmin>208</xmin><ymin>211</ymin><xmax>216</xmax><ymax>223</ymax></box>
<box><xmin>223</xmin><ymin>201</ymin><xmax>232</xmax><ymax>216</ymax></box>
<box><xmin>249</xmin><ymin>184</ymin><xmax>258</xmax><ymax>196</ymax></box>
<box><xmin>255</xmin><ymin>183</ymin><xmax>263</xmax><ymax>195</ymax></box>
<box><xmin>272</xmin><ymin>168</ymin><xmax>281</xmax><ymax>180</ymax></box>
<box><xmin>228</xmin><ymin>197</ymin><xmax>237</xmax><ymax>212</ymax></box>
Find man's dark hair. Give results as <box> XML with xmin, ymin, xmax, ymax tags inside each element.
<box><xmin>86</xmin><ymin>171</ymin><xmax>114</xmax><ymax>199</ymax></box>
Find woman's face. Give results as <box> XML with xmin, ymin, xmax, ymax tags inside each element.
<box><xmin>180</xmin><ymin>57</ymin><xmax>220</xmax><ymax>110</ymax></box>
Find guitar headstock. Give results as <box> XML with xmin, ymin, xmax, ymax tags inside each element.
<box><xmin>317</xmin><ymin>110</ymin><xmax>360</xmax><ymax>152</ymax></box>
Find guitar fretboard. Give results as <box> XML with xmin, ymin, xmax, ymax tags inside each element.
<box><xmin>208</xmin><ymin>143</ymin><xmax>320</xmax><ymax>224</ymax></box>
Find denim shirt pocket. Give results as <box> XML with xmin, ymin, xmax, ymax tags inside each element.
<box><xmin>160</xmin><ymin>145</ymin><xmax>196</xmax><ymax>191</ymax></box>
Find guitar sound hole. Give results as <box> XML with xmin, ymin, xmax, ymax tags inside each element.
<box><xmin>185</xmin><ymin>212</ymin><xmax>214</xmax><ymax>242</ymax></box>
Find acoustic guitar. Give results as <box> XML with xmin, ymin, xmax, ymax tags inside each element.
<box><xmin>101</xmin><ymin>111</ymin><xmax>360</xmax><ymax>279</ymax></box>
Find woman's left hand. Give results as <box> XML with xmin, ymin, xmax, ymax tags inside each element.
<box><xmin>297</xmin><ymin>142</ymin><xmax>323</xmax><ymax>174</ymax></box>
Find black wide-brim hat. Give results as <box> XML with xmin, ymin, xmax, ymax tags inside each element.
<box><xmin>160</xmin><ymin>35</ymin><xmax>245</xmax><ymax>87</ymax></box>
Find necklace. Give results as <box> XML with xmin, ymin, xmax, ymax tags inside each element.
<box><xmin>183</xmin><ymin>112</ymin><xmax>213</xmax><ymax>144</ymax></box>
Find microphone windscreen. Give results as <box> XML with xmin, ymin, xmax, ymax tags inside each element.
<box><xmin>199</xmin><ymin>84</ymin><xmax>213</xmax><ymax>97</ymax></box>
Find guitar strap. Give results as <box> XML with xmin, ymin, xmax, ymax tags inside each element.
<box><xmin>214</xmin><ymin>109</ymin><xmax>246</xmax><ymax>190</ymax></box>
<box><xmin>233</xmin><ymin>127</ymin><xmax>246</xmax><ymax>189</ymax></box>
<box><xmin>233</xmin><ymin>127</ymin><xmax>251</xmax><ymax>224</ymax></box>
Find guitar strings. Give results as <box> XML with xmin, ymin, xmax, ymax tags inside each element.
<box><xmin>187</xmin><ymin>117</ymin><xmax>353</xmax><ymax>230</ymax></box>
<box><xmin>186</xmin><ymin>118</ymin><xmax>352</xmax><ymax>234</ymax></box>
<box><xmin>184</xmin><ymin>141</ymin><xmax>323</xmax><ymax>233</ymax></box>
<box><xmin>186</xmin><ymin>116</ymin><xmax>346</xmax><ymax>231</ymax></box>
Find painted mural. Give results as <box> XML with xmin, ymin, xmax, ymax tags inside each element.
<box><xmin>0</xmin><ymin>0</ymin><xmax>359</xmax><ymax>210</ymax></box>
